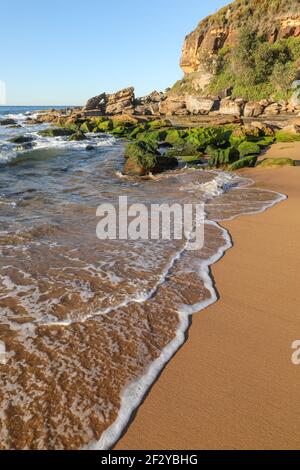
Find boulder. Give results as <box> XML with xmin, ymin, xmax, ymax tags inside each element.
<box><xmin>10</xmin><ymin>135</ymin><xmax>35</xmax><ymax>144</ymax></box>
<box><xmin>68</xmin><ymin>131</ymin><xmax>87</xmax><ymax>141</ymax></box>
<box><xmin>244</xmin><ymin>101</ymin><xmax>264</xmax><ymax>118</ymax></box>
<box><xmin>39</xmin><ymin>128</ymin><xmax>75</xmax><ymax>137</ymax></box>
<box><xmin>124</xmin><ymin>154</ymin><xmax>178</xmax><ymax>176</ymax></box>
<box><xmin>250</xmin><ymin>121</ymin><xmax>276</xmax><ymax>136</ymax></box>
<box><xmin>106</xmin><ymin>87</ymin><xmax>135</xmax><ymax>115</ymax></box>
<box><xmin>123</xmin><ymin>140</ymin><xmax>178</xmax><ymax>175</ymax></box>
<box><xmin>219</xmin><ymin>98</ymin><xmax>243</xmax><ymax>116</ymax></box>
<box><xmin>84</xmin><ymin>93</ymin><xmax>106</xmax><ymax>112</ymax></box>
<box><xmin>185</xmin><ymin>96</ymin><xmax>218</xmax><ymax>115</ymax></box>
<box><xmin>159</xmin><ymin>97</ymin><xmax>188</xmax><ymax>115</ymax></box>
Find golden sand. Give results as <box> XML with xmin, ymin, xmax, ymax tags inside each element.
<box><xmin>116</xmin><ymin>143</ymin><xmax>300</xmax><ymax>450</ymax></box>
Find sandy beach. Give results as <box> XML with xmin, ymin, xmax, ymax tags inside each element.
<box><xmin>116</xmin><ymin>142</ymin><xmax>300</xmax><ymax>450</ymax></box>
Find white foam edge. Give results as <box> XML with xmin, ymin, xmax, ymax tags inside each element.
<box><xmin>87</xmin><ymin>219</ymin><xmax>232</xmax><ymax>450</ymax></box>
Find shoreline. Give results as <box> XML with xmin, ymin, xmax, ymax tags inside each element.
<box><xmin>116</xmin><ymin>143</ymin><xmax>300</xmax><ymax>450</ymax></box>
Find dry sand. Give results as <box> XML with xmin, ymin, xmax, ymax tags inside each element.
<box><xmin>116</xmin><ymin>143</ymin><xmax>300</xmax><ymax>450</ymax></box>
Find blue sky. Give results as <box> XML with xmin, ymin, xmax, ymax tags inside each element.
<box><xmin>1</xmin><ymin>0</ymin><xmax>229</xmax><ymax>105</ymax></box>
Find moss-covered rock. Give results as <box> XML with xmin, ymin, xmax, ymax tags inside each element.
<box><xmin>124</xmin><ymin>140</ymin><xmax>178</xmax><ymax>175</ymax></box>
<box><xmin>258</xmin><ymin>158</ymin><xmax>296</xmax><ymax>168</ymax></box>
<box><xmin>129</xmin><ymin>125</ymin><xmax>146</xmax><ymax>139</ymax></box>
<box><xmin>275</xmin><ymin>131</ymin><xmax>300</xmax><ymax>142</ymax></box>
<box><xmin>190</xmin><ymin>127</ymin><xmax>229</xmax><ymax>149</ymax></box>
<box><xmin>80</xmin><ymin>121</ymin><xmax>94</xmax><ymax>133</ymax></box>
<box><xmin>207</xmin><ymin>146</ymin><xmax>240</xmax><ymax>167</ymax></box>
<box><xmin>124</xmin><ymin>154</ymin><xmax>178</xmax><ymax>176</ymax></box>
<box><xmin>255</xmin><ymin>136</ymin><xmax>275</xmax><ymax>148</ymax></box>
<box><xmin>10</xmin><ymin>135</ymin><xmax>35</xmax><ymax>144</ymax></box>
<box><xmin>97</xmin><ymin>120</ymin><xmax>114</xmax><ymax>132</ymax></box>
<box><xmin>39</xmin><ymin>128</ymin><xmax>75</xmax><ymax>137</ymax></box>
<box><xmin>137</xmin><ymin>130</ymin><xmax>168</xmax><ymax>146</ymax></box>
<box><xmin>124</xmin><ymin>140</ymin><xmax>159</xmax><ymax>159</ymax></box>
<box><xmin>228</xmin><ymin>155</ymin><xmax>258</xmax><ymax>171</ymax></box>
<box><xmin>237</xmin><ymin>141</ymin><xmax>261</xmax><ymax>158</ymax></box>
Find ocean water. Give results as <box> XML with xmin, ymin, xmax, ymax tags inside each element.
<box><xmin>0</xmin><ymin>107</ymin><xmax>285</xmax><ymax>449</ymax></box>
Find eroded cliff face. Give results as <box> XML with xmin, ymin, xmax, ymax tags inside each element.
<box><xmin>180</xmin><ymin>0</ymin><xmax>300</xmax><ymax>91</ymax></box>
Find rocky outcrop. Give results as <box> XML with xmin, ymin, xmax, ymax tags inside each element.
<box><xmin>83</xmin><ymin>87</ymin><xmax>135</xmax><ymax>115</ymax></box>
<box><xmin>106</xmin><ymin>87</ymin><xmax>135</xmax><ymax>115</ymax></box>
<box><xmin>0</xmin><ymin>119</ymin><xmax>17</xmax><ymax>126</ymax></box>
<box><xmin>134</xmin><ymin>91</ymin><xmax>166</xmax><ymax>115</ymax></box>
<box><xmin>244</xmin><ymin>101</ymin><xmax>265</xmax><ymax>118</ymax></box>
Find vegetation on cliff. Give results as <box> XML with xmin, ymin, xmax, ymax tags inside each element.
<box><xmin>176</xmin><ymin>0</ymin><xmax>300</xmax><ymax>101</ymax></box>
<box><xmin>209</xmin><ymin>30</ymin><xmax>300</xmax><ymax>100</ymax></box>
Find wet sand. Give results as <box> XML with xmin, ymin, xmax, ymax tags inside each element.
<box><xmin>116</xmin><ymin>143</ymin><xmax>300</xmax><ymax>450</ymax></box>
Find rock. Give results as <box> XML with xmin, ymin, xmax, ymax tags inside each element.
<box><xmin>290</xmin><ymin>80</ymin><xmax>300</xmax><ymax>107</ymax></box>
<box><xmin>39</xmin><ymin>128</ymin><xmax>75</xmax><ymax>137</ymax></box>
<box><xmin>281</xmin><ymin>124</ymin><xmax>300</xmax><ymax>134</ymax></box>
<box><xmin>124</xmin><ymin>154</ymin><xmax>178</xmax><ymax>176</ymax></box>
<box><xmin>259</xmin><ymin>158</ymin><xmax>295</xmax><ymax>168</ymax></box>
<box><xmin>250</xmin><ymin>121</ymin><xmax>276</xmax><ymax>136</ymax></box>
<box><xmin>84</xmin><ymin>93</ymin><xmax>106</xmax><ymax>112</ymax></box>
<box><xmin>263</xmin><ymin>103</ymin><xmax>282</xmax><ymax>115</ymax></box>
<box><xmin>86</xmin><ymin>145</ymin><xmax>95</xmax><ymax>151</ymax></box>
<box><xmin>159</xmin><ymin>97</ymin><xmax>188</xmax><ymax>116</ymax></box>
<box><xmin>106</xmin><ymin>87</ymin><xmax>135</xmax><ymax>115</ymax></box>
<box><xmin>16</xmin><ymin>142</ymin><xmax>35</xmax><ymax>151</ymax></box>
<box><xmin>244</xmin><ymin>101</ymin><xmax>264</xmax><ymax>117</ymax></box>
<box><xmin>123</xmin><ymin>140</ymin><xmax>178</xmax><ymax>175</ymax></box>
<box><xmin>8</xmin><ymin>124</ymin><xmax>22</xmax><ymax>129</ymax></box>
<box><xmin>219</xmin><ymin>98</ymin><xmax>243</xmax><ymax>116</ymax></box>
<box><xmin>0</xmin><ymin>119</ymin><xmax>17</xmax><ymax>126</ymax></box>
<box><xmin>68</xmin><ymin>131</ymin><xmax>87</xmax><ymax>141</ymax></box>
<box><xmin>10</xmin><ymin>135</ymin><xmax>35</xmax><ymax>144</ymax></box>
<box><xmin>185</xmin><ymin>96</ymin><xmax>218</xmax><ymax>115</ymax></box>
<box><xmin>259</xmin><ymin>99</ymin><xmax>272</xmax><ymax>107</ymax></box>
<box><xmin>208</xmin><ymin>114</ymin><xmax>242</xmax><ymax>125</ymax></box>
